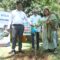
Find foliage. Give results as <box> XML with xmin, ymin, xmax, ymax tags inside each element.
<box><xmin>0</xmin><ymin>0</ymin><xmax>16</xmax><ymax>11</ymax></box>
<box><xmin>30</xmin><ymin>0</ymin><xmax>60</xmax><ymax>20</ymax></box>
<box><xmin>0</xmin><ymin>0</ymin><xmax>60</xmax><ymax>12</ymax></box>
<box><xmin>0</xmin><ymin>0</ymin><xmax>60</xmax><ymax>19</ymax></box>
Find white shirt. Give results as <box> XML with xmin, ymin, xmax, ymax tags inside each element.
<box><xmin>7</xmin><ymin>9</ymin><xmax>28</xmax><ymax>29</ymax></box>
<box><xmin>29</xmin><ymin>15</ymin><xmax>42</xmax><ymax>32</ymax></box>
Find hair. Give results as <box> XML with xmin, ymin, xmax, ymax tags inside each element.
<box><xmin>43</xmin><ymin>8</ymin><xmax>50</xmax><ymax>16</ymax></box>
<box><xmin>44</xmin><ymin>8</ymin><xmax>50</xmax><ymax>12</ymax></box>
<box><xmin>16</xmin><ymin>1</ymin><xmax>22</xmax><ymax>5</ymax></box>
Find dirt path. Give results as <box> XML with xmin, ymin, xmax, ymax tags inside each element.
<box><xmin>0</xmin><ymin>50</ymin><xmax>49</xmax><ymax>60</ymax></box>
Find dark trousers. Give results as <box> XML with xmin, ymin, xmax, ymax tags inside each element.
<box><xmin>12</xmin><ymin>24</ymin><xmax>24</xmax><ymax>51</ymax></box>
<box><xmin>31</xmin><ymin>32</ymin><xmax>39</xmax><ymax>50</ymax></box>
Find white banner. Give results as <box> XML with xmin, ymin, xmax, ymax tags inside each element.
<box><xmin>0</xmin><ymin>11</ymin><xmax>11</xmax><ymax>28</ymax></box>
<box><xmin>0</xmin><ymin>11</ymin><xmax>11</xmax><ymax>47</ymax></box>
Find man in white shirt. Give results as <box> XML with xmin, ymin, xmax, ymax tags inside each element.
<box><xmin>8</xmin><ymin>1</ymin><xmax>28</xmax><ymax>54</ymax></box>
<box><xmin>29</xmin><ymin>9</ymin><xmax>42</xmax><ymax>50</ymax></box>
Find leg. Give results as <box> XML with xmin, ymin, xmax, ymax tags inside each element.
<box><xmin>12</xmin><ymin>27</ymin><xmax>17</xmax><ymax>51</ymax></box>
<box><xmin>36</xmin><ymin>32</ymin><xmax>39</xmax><ymax>50</ymax></box>
<box><xmin>53</xmin><ymin>31</ymin><xmax>57</xmax><ymax>49</ymax></box>
<box><xmin>18</xmin><ymin>36</ymin><xmax>22</xmax><ymax>51</ymax></box>
<box><xmin>31</xmin><ymin>33</ymin><xmax>35</xmax><ymax>49</ymax></box>
<box><xmin>18</xmin><ymin>25</ymin><xmax>24</xmax><ymax>51</ymax></box>
<box><xmin>53</xmin><ymin>31</ymin><xmax>58</xmax><ymax>53</ymax></box>
<box><xmin>9</xmin><ymin>26</ymin><xmax>17</xmax><ymax>54</ymax></box>
<box><xmin>56</xmin><ymin>31</ymin><xmax>58</xmax><ymax>46</ymax></box>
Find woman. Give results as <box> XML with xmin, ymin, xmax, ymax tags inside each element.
<box><xmin>41</xmin><ymin>8</ymin><xmax>58</xmax><ymax>53</ymax></box>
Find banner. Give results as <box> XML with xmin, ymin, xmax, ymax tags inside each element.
<box><xmin>23</xmin><ymin>18</ymin><xmax>31</xmax><ymax>35</ymax></box>
<box><xmin>0</xmin><ymin>11</ymin><xmax>11</xmax><ymax>28</ymax></box>
<box><xmin>0</xmin><ymin>11</ymin><xmax>11</xmax><ymax>47</ymax></box>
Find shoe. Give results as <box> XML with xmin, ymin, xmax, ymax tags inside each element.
<box><xmin>19</xmin><ymin>50</ymin><xmax>24</xmax><ymax>53</ymax></box>
<box><xmin>9</xmin><ymin>50</ymin><xmax>16</xmax><ymax>55</ymax></box>
<box><xmin>37</xmin><ymin>48</ymin><xmax>39</xmax><ymax>50</ymax></box>
<box><xmin>54</xmin><ymin>50</ymin><xmax>58</xmax><ymax>54</ymax></box>
<box><xmin>31</xmin><ymin>49</ymin><xmax>35</xmax><ymax>54</ymax></box>
<box><xmin>57</xmin><ymin>44</ymin><xmax>59</xmax><ymax>46</ymax></box>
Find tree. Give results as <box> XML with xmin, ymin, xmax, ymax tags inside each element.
<box><xmin>0</xmin><ymin>0</ymin><xmax>60</xmax><ymax>17</ymax></box>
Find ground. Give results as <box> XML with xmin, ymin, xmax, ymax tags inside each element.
<box><xmin>0</xmin><ymin>28</ymin><xmax>60</xmax><ymax>60</ymax></box>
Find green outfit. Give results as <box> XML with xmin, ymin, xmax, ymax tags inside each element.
<box><xmin>39</xmin><ymin>14</ymin><xmax>58</xmax><ymax>50</ymax></box>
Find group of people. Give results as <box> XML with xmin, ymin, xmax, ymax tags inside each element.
<box><xmin>7</xmin><ymin>1</ymin><xmax>58</xmax><ymax>55</ymax></box>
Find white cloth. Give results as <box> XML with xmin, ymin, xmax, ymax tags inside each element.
<box><xmin>29</xmin><ymin>15</ymin><xmax>42</xmax><ymax>32</ymax></box>
<box><xmin>7</xmin><ymin>9</ymin><xmax>28</xmax><ymax>29</ymax></box>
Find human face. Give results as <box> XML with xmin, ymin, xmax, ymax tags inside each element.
<box><xmin>44</xmin><ymin>9</ymin><xmax>49</xmax><ymax>16</ymax></box>
<box><xmin>33</xmin><ymin>10</ymin><xmax>38</xmax><ymax>15</ymax></box>
<box><xmin>16</xmin><ymin>3</ymin><xmax>23</xmax><ymax>11</ymax></box>
<box><xmin>33</xmin><ymin>11</ymin><xmax>38</xmax><ymax>15</ymax></box>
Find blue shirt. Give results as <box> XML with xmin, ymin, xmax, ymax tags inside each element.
<box><xmin>29</xmin><ymin>15</ymin><xmax>41</xmax><ymax>33</ymax></box>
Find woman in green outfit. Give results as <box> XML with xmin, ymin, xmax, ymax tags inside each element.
<box><xmin>40</xmin><ymin>8</ymin><xmax>58</xmax><ymax>53</ymax></box>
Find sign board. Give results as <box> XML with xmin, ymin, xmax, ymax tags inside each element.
<box><xmin>0</xmin><ymin>11</ymin><xmax>11</xmax><ymax>28</ymax></box>
<box><xmin>0</xmin><ymin>11</ymin><xmax>11</xmax><ymax>47</ymax></box>
<box><xmin>23</xmin><ymin>20</ymin><xmax>31</xmax><ymax>35</ymax></box>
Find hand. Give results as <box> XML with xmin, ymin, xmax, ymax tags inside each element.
<box><xmin>35</xmin><ymin>24</ymin><xmax>39</xmax><ymax>27</ymax></box>
<box><xmin>30</xmin><ymin>24</ymin><xmax>35</xmax><ymax>27</ymax></box>
<box><xmin>46</xmin><ymin>20</ymin><xmax>50</xmax><ymax>24</ymax></box>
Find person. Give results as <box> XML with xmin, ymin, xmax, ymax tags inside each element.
<box><xmin>41</xmin><ymin>7</ymin><xmax>58</xmax><ymax>53</ymax></box>
<box><xmin>29</xmin><ymin>8</ymin><xmax>42</xmax><ymax>50</ymax></box>
<box><xmin>7</xmin><ymin>1</ymin><xmax>28</xmax><ymax>54</ymax></box>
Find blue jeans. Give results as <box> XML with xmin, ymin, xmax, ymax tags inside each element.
<box><xmin>31</xmin><ymin>32</ymin><xmax>40</xmax><ymax>50</ymax></box>
<box><xmin>12</xmin><ymin>24</ymin><xmax>24</xmax><ymax>51</ymax></box>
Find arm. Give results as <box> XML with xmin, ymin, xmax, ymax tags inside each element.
<box><xmin>49</xmin><ymin>14</ymin><xmax>58</xmax><ymax>30</ymax></box>
<box><xmin>28</xmin><ymin>16</ymin><xmax>35</xmax><ymax>27</ymax></box>
<box><xmin>38</xmin><ymin>17</ymin><xmax>46</xmax><ymax>26</ymax></box>
<box><xmin>6</xmin><ymin>12</ymin><xmax>13</xmax><ymax>32</ymax></box>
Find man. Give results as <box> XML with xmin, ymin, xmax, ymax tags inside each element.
<box><xmin>29</xmin><ymin>8</ymin><xmax>42</xmax><ymax>50</ymax></box>
<box><xmin>7</xmin><ymin>1</ymin><xmax>28</xmax><ymax>54</ymax></box>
